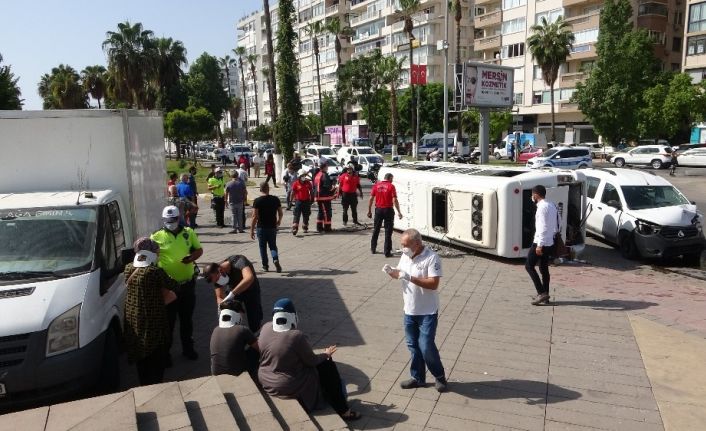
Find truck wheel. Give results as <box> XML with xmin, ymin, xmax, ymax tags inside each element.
<box><xmin>651</xmin><ymin>159</ymin><xmax>663</xmax><ymax>169</ymax></box>
<box><xmin>97</xmin><ymin>325</ymin><xmax>120</xmax><ymax>394</ymax></box>
<box><xmin>614</xmin><ymin>158</ymin><xmax>625</xmax><ymax>168</ymax></box>
<box><xmin>619</xmin><ymin>232</ymin><xmax>639</xmax><ymax>260</ymax></box>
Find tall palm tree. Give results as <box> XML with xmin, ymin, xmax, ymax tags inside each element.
<box><xmin>379</xmin><ymin>56</ymin><xmax>405</xmax><ymax>157</ymax></box>
<box><xmin>153</xmin><ymin>37</ymin><xmax>187</xmax><ymax>96</ymax></box>
<box><xmin>38</xmin><ymin>73</ymin><xmax>54</xmax><ymax>109</ymax></box>
<box><xmin>305</xmin><ymin>20</ymin><xmax>326</xmax><ymax>139</ymax></box>
<box><xmin>263</xmin><ymin>0</ymin><xmax>278</xmax><ymax>123</ymax></box>
<box><xmin>219</xmin><ymin>55</ymin><xmax>237</xmax><ymax>139</ymax></box>
<box><xmin>81</xmin><ymin>65</ymin><xmax>107</xmax><ymax>108</ymax></box>
<box><xmin>325</xmin><ymin>17</ymin><xmax>354</xmax><ymax>145</ymax></box>
<box><xmin>102</xmin><ymin>21</ymin><xmax>155</xmax><ymax>108</ymax></box>
<box><xmin>234</xmin><ymin>46</ymin><xmax>250</xmax><ymax>140</ymax></box>
<box><xmin>247</xmin><ymin>53</ymin><xmax>260</xmax><ymax>127</ymax></box>
<box><xmin>399</xmin><ymin>0</ymin><xmax>421</xmax><ymax>144</ymax></box>
<box><xmin>45</xmin><ymin>64</ymin><xmax>87</xmax><ymax>109</ymax></box>
<box><xmin>527</xmin><ymin>16</ymin><xmax>575</xmax><ymax>142</ymax></box>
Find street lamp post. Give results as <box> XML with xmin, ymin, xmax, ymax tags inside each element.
<box><xmin>442</xmin><ymin>0</ymin><xmax>450</xmax><ymax>162</ymax></box>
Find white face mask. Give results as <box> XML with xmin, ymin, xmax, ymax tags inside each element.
<box><xmin>164</xmin><ymin>221</ymin><xmax>179</xmax><ymax>231</ymax></box>
<box><xmin>402</xmin><ymin>247</ymin><xmax>414</xmax><ymax>258</ymax></box>
<box><xmin>216</xmin><ymin>273</ymin><xmax>230</xmax><ymax>286</ymax></box>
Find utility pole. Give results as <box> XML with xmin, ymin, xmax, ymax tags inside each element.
<box><xmin>442</xmin><ymin>0</ymin><xmax>450</xmax><ymax>162</ymax></box>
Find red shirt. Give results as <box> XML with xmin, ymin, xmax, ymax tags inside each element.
<box><xmin>338</xmin><ymin>173</ymin><xmax>361</xmax><ymax>194</ymax></box>
<box><xmin>291</xmin><ymin>179</ymin><xmax>313</xmax><ymax>201</ymax></box>
<box><xmin>371</xmin><ymin>180</ymin><xmax>397</xmax><ymax>208</ymax></box>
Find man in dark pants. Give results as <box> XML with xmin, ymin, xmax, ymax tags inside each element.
<box><xmin>151</xmin><ymin>205</ymin><xmax>203</xmax><ymax>360</ymax></box>
<box><xmin>525</xmin><ymin>185</ymin><xmax>557</xmax><ymax>305</ymax></box>
<box><xmin>291</xmin><ymin>169</ymin><xmax>314</xmax><ymax>235</ymax></box>
<box><xmin>314</xmin><ymin>163</ymin><xmax>336</xmax><ymax>232</ymax></box>
<box><xmin>251</xmin><ymin>182</ymin><xmax>284</xmax><ymax>273</ymax></box>
<box><xmin>338</xmin><ymin>165</ymin><xmax>363</xmax><ymax>226</ymax></box>
<box><xmin>208</xmin><ymin>167</ymin><xmax>226</xmax><ymax>227</ymax></box>
<box><xmin>368</xmin><ymin>173</ymin><xmax>403</xmax><ymax>257</ymax></box>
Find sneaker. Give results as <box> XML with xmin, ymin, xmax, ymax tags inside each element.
<box><xmin>371</xmin><ymin>249</ymin><xmax>377</xmax><ymax>255</ymax></box>
<box><xmin>303</xmin><ymin>227</ymin><xmax>309</xmax><ymax>233</ymax></box>
<box><xmin>238</xmin><ymin>230</ymin><xmax>246</xmax><ymax>233</ymax></box>
<box><xmin>274</xmin><ymin>260</ymin><xmax>282</xmax><ymax>273</ymax></box>
<box><xmin>262</xmin><ymin>266</ymin><xmax>269</xmax><ymax>272</ymax></box>
<box><xmin>531</xmin><ymin>293</ymin><xmax>551</xmax><ymax>305</ymax></box>
<box><xmin>384</xmin><ymin>252</ymin><xmax>393</xmax><ymax>258</ymax></box>
<box><xmin>400</xmin><ymin>379</ymin><xmax>422</xmax><ymax>389</ymax></box>
<box><xmin>292</xmin><ymin>229</ymin><xmax>298</xmax><ymax>236</ymax></box>
<box><xmin>435</xmin><ymin>378</ymin><xmax>448</xmax><ymax>393</ymax></box>
<box><xmin>182</xmin><ymin>349</ymin><xmax>199</xmax><ymax>361</ymax></box>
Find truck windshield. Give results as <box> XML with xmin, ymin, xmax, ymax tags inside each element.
<box><xmin>0</xmin><ymin>208</ymin><xmax>97</xmax><ymax>278</ymax></box>
<box><xmin>621</xmin><ymin>186</ymin><xmax>690</xmax><ymax>210</ymax></box>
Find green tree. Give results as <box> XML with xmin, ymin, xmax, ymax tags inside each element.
<box><xmin>219</xmin><ymin>55</ymin><xmax>237</xmax><ymax>139</ymax></box>
<box><xmin>340</xmin><ymin>50</ymin><xmax>386</xmax><ymax>136</ymax></box>
<box><xmin>234</xmin><ymin>47</ymin><xmax>250</xmax><ymax>140</ymax></box>
<box><xmin>251</xmin><ymin>123</ymin><xmax>273</xmax><ymax>141</ymax></box>
<box><xmin>321</xmin><ymin>91</ymin><xmax>339</xmax><ymax>127</ymax></box>
<box><xmin>379</xmin><ymin>56</ymin><xmax>405</xmax><ymax>155</ymax></box>
<box><xmin>38</xmin><ymin>64</ymin><xmax>88</xmax><ymax>109</ymax></box>
<box><xmin>573</xmin><ymin>0</ymin><xmax>660</xmax><ymax>145</ymax></box>
<box><xmin>398</xmin><ymin>83</ymin><xmax>453</xmax><ymax>137</ymax></box>
<box><xmin>185</xmin><ymin>53</ymin><xmax>229</xmax><ymax>133</ymax></box>
<box><xmin>461</xmin><ymin>109</ymin><xmax>513</xmax><ymax>143</ymax></box>
<box><xmin>305</xmin><ymin>20</ymin><xmax>326</xmax><ymax>138</ymax></box>
<box><xmin>247</xmin><ymin>54</ymin><xmax>260</xmax><ymax>127</ymax></box>
<box><xmin>301</xmin><ymin>113</ymin><xmax>320</xmax><ymax>139</ymax></box>
<box><xmin>153</xmin><ymin>37</ymin><xmax>188</xmax><ymax>111</ymax></box>
<box><xmin>0</xmin><ymin>53</ymin><xmax>23</xmax><ymax>109</ymax></box>
<box><xmin>639</xmin><ymin>73</ymin><xmax>700</xmax><ymax>142</ymax></box>
<box><xmin>398</xmin><ymin>0</ymin><xmax>421</xmax><ymax>143</ymax></box>
<box><xmin>81</xmin><ymin>65</ymin><xmax>107</xmax><ymax>108</ymax></box>
<box><xmin>165</xmin><ymin>106</ymin><xmax>216</xmax><ymax>159</ymax></box>
<box><xmin>325</xmin><ymin>17</ymin><xmax>354</xmax><ymax>144</ymax></box>
<box><xmin>274</xmin><ymin>0</ymin><xmax>302</xmax><ymax>160</ymax></box>
<box><xmin>527</xmin><ymin>16</ymin><xmax>575</xmax><ymax>142</ymax></box>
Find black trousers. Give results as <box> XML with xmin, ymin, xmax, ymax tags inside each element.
<box><xmin>212</xmin><ymin>196</ymin><xmax>225</xmax><ymax>227</ymax></box>
<box><xmin>136</xmin><ymin>348</ymin><xmax>167</xmax><ymax>386</ymax></box>
<box><xmin>293</xmin><ymin>200</ymin><xmax>312</xmax><ymax>230</ymax></box>
<box><xmin>316</xmin><ymin>359</ymin><xmax>349</xmax><ymax>415</ymax></box>
<box><xmin>317</xmin><ymin>200</ymin><xmax>333</xmax><ymax>231</ymax></box>
<box><xmin>525</xmin><ymin>243</ymin><xmax>554</xmax><ymax>295</ymax></box>
<box><xmin>167</xmin><ymin>280</ymin><xmax>196</xmax><ymax>352</ymax></box>
<box><xmin>371</xmin><ymin>207</ymin><xmax>395</xmax><ymax>254</ymax></box>
<box><xmin>341</xmin><ymin>192</ymin><xmax>359</xmax><ymax>224</ymax></box>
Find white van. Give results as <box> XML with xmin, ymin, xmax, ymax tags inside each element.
<box><xmin>419</xmin><ymin>133</ymin><xmax>470</xmax><ymax>156</ymax></box>
<box><xmin>0</xmin><ymin>110</ymin><xmax>165</xmax><ymax>408</ymax></box>
<box><xmin>526</xmin><ymin>146</ymin><xmax>593</xmax><ymax>169</ymax></box>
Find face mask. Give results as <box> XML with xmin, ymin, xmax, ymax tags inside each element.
<box><xmin>164</xmin><ymin>221</ymin><xmax>179</xmax><ymax>231</ymax></box>
<box><xmin>402</xmin><ymin>247</ymin><xmax>414</xmax><ymax>258</ymax></box>
<box><xmin>216</xmin><ymin>273</ymin><xmax>229</xmax><ymax>286</ymax></box>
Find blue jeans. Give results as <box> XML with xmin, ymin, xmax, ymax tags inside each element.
<box><xmin>404</xmin><ymin>313</ymin><xmax>445</xmax><ymax>384</ymax></box>
<box><xmin>256</xmin><ymin>227</ymin><xmax>279</xmax><ymax>268</ymax></box>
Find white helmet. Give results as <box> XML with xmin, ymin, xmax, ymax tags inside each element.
<box><xmin>297</xmin><ymin>168</ymin><xmax>309</xmax><ymax>178</ymax></box>
<box><xmin>162</xmin><ymin>205</ymin><xmax>179</xmax><ymax>219</ymax></box>
<box><xmin>272</xmin><ymin>298</ymin><xmax>298</xmax><ymax>332</ymax></box>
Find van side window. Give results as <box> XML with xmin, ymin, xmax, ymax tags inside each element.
<box><xmin>100</xmin><ymin>209</ymin><xmax>118</xmax><ymax>276</ymax></box>
<box><xmin>431</xmin><ymin>188</ymin><xmax>448</xmax><ymax>233</ymax></box>
<box><xmin>586</xmin><ymin>177</ymin><xmax>600</xmax><ymax>198</ymax></box>
<box><xmin>107</xmin><ymin>201</ymin><xmax>125</xmax><ymax>254</ymax></box>
<box><xmin>601</xmin><ymin>183</ymin><xmax>620</xmax><ymax>205</ymax></box>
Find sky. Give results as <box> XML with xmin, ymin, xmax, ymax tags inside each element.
<box><xmin>1</xmin><ymin>0</ymin><xmax>265</xmax><ymax>110</ymax></box>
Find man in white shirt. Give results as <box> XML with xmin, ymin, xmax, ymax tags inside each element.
<box><xmin>252</xmin><ymin>153</ymin><xmax>262</xmax><ymax>178</ymax></box>
<box><xmin>384</xmin><ymin>228</ymin><xmax>447</xmax><ymax>392</ymax></box>
<box><xmin>526</xmin><ymin>185</ymin><xmax>558</xmax><ymax>305</ymax></box>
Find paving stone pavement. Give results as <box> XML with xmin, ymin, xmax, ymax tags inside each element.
<box><xmin>117</xmin><ymin>186</ymin><xmax>703</xmax><ymax>430</ymax></box>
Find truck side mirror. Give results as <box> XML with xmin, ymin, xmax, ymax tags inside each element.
<box><xmin>607</xmin><ymin>200</ymin><xmax>622</xmax><ymax>210</ymax></box>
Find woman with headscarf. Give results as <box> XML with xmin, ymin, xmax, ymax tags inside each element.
<box><xmin>124</xmin><ymin>237</ymin><xmax>177</xmax><ymax>385</ymax></box>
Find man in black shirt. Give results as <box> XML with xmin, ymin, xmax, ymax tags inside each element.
<box><xmin>203</xmin><ymin>256</ymin><xmax>264</xmax><ymax>332</ymax></box>
<box><xmin>250</xmin><ymin>182</ymin><xmax>284</xmax><ymax>272</ymax></box>
<box><xmin>210</xmin><ymin>300</ymin><xmax>259</xmax><ymax>378</ymax></box>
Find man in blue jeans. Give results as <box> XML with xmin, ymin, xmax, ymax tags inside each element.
<box><xmin>250</xmin><ymin>182</ymin><xmax>283</xmax><ymax>272</ymax></box>
<box><xmin>384</xmin><ymin>228</ymin><xmax>447</xmax><ymax>393</ymax></box>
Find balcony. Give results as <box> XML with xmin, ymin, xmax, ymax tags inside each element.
<box><xmin>568</xmin><ymin>43</ymin><xmax>596</xmax><ymax>59</ymax></box>
<box><xmin>391</xmin><ymin>20</ymin><xmax>405</xmax><ymax>32</ymax></box>
<box><xmin>565</xmin><ymin>10</ymin><xmax>600</xmax><ymax>32</ymax></box>
<box><xmin>350</xmin><ymin>9</ymin><xmax>382</xmax><ymax>26</ymax></box>
<box><xmin>560</xmin><ymin>71</ymin><xmax>585</xmax><ymax>88</ymax></box>
<box><xmin>325</xmin><ymin>4</ymin><xmax>339</xmax><ymax>15</ymax></box>
<box><xmin>474</xmin><ymin>10</ymin><xmax>502</xmax><ymax>29</ymax></box>
<box><xmin>475</xmin><ymin>34</ymin><xmax>501</xmax><ymax>51</ymax></box>
<box><xmin>560</xmin><ymin>101</ymin><xmax>579</xmax><ymax>111</ymax></box>
<box><xmin>562</xmin><ymin>0</ymin><xmax>590</xmax><ymax>7</ymax></box>
<box><xmin>351</xmin><ymin>28</ymin><xmax>381</xmax><ymax>43</ymax></box>
<box><xmin>475</xmin><ymin>0</ymin><xmax>500</xmax><ymax>5</ymax></box>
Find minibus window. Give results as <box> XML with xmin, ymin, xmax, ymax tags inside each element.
<box><xmin>431</xmin><ymin>188</ymin><xmax>448</xmax><ymax>233</ymax></box>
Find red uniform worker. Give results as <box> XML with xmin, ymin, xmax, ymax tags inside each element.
<box><xmin>367</xmin><ymin>172</ymin><xmax>403</xmax><ymax>257</ymax></box>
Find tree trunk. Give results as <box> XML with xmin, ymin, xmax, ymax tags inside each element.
<box><xmin>263</xmin><ymin>0</ymin><xmax>278</xmax><ymax>123</ymax></box>
<box><xmin>225</xmin><ymin>67</ymin><xmax>234</xmax><ymax>141</ymax></box>
<box><xmin>455</xmin><ymin>14</ymin><xmax>463</xmax><ymax>153</ymax></box>
<box><xmin>550</xmin><ymin>81</ymin><xmax>555</xmax><ymax>142</ymax></box>
<box><xmin>391</xmin><ymin>84</ymin><xmax>399</xmax><ymax>157</ymax></box>
<box><xmin>409</xmin><ymin>40</ymin><xmax>416</xmax><ymax>145</ymax></box>
<box><xmin>240</xmin><ymin>63</ymin><xmax>249</xmax><ymax>141</ymax></box>
<box><xmin>335</xmin><ymin>38</ymin><xmax>347</xmax><ymax>146</ymax></box>
<box><xmin>314</xmin><ymin>39</ymin><xmax>324</xmax><ymax>141</ymax></box>
<box><xmin>98</xmin><ymin>98</ymin><xmax>102</xmax><ymax>109</ymax></box>
<box><xmin>251</xmin><ymin>65</ymin><xmax>260</xmax><ymax>127</ymax></box>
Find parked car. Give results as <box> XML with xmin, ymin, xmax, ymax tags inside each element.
<box><xmin>301</xmin><ymin>157</ymin><xmax>343</xmax><ymax>181</ymax></box>
<box><xmin>583</xmin><ymin>168</ymin><xmax>704</xmax><ymax>263</ymax></box>
<box><xmin>337</xmin><ymin>146</ymin><xmax>380</xmax><ymax>165</ymax></box>
<box><xmin>675</xmin><ymin>148</ymin><xmax>706</xmax><ymax>167</ymax></box>
<box><xmin>382</xmin><ymin>144</ymin><xmax>407</xmax><ymax>155</ymax></box>
<box><xmin>305</xmin><ymin>145</ymin><xmax>337</xmax><ymax>160</ymax></box>
<box><xmin>609</xmin><ymin>145</ymin><xmax>672</xmax><ymax>169</ymax></box>
<box><xmin>357</xmin><ymin>154</ymin><xmax>385</xmax><ymax>176</ymax></box>
<box><xmin>517</xmin><ymin>146</ymin><xmax>544</xmax><ymax>162</ymax></box>
<box><xmin>526</xmin><ymin>146</ymin><xmax>592</xmax><ymax>169</ymax></box>
<box><xmin>672</xmin><ymin>143</ymin><xmax>706</xmax><ymax>155</ymax></box>
<box><xmin>493</xmin><ymin>146</ymin><xmax>509</xmax><ymax>159</ymax></box>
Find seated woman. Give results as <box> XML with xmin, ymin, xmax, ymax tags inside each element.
<box><xmin>257</xmin><ymin>298</ymin><xmax>361</xmax><ymax>421</ymax></box>
<box><xmin>210</xmin><ymin>299</ymin><xmax>260</xmax><ymax>379</ymax></box>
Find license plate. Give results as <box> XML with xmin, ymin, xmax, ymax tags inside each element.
<box><xmin>0</xmin><ymin>383</ymin><xmax>5</xmax><ymax>396</ymax></box>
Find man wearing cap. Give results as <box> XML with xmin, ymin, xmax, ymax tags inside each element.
<box><xmin>291</xmin><ymin>169</ymin><xmax>314</xmax><ymax>235</ymax></box>
<box><xmin>203</xmin><ymin>256</ymin><xmax>264</xmax><ymax>332</ymax></box>
<box><xmin>208</xmin><ymin>167</ymin><xmax>226</xmax><ymax>228</ymax></box>
<box><xmin>368</xmin><ymin>172</ymin><xmax>403</xmax><ymax>257</ymax></box>
<box><xmin>210</xmin><ymin>300</ymin><xmax>259</xmax><ymax>378</ymax></box>
<box><xmin>151</xmin><ymin>206</ymin><xmax>204</xmax><ymax>360</ymax></box>
<box><xmin>338</xmin><ymin>164</ymin><xmax>363</xmax><ymax>226</ymax></box>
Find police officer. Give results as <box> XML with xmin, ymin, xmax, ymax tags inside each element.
<box><xmin>208</xmin><ymin>167</ymin><xmax>226</xmax><ymax>228</ymax></box>
<box><xmin>314</xmin><ymin>163</ymin><xmax>336</xmax><ymax>232</ymax></box>
<box><xmin>151</xmin><ymin>206</ymin><xmax>204</xmax><ymax>360</ymax></box>
<box><xmin>368</xmin><ymin>173</ymin><xmax>403</xmax><ymax>257</ymax></box>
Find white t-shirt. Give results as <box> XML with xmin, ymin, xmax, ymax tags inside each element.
<box><xmin>397</xmin><ymin>247</ymin><xmax>442</xmax><ymax>315</ymax></box>
<box><xmin>237</xmin><ymin>168</ymin><xmax>249</xmax><ymax>183</ymax></box>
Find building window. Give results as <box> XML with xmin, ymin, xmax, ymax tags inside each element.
<box><xmin>536</xmin><ymin>8</ymin><xmax>564</xmax><ymax>24</ymax></box>
<box><xmin>501</xmin><ymin>43</ymin><xmax>525</xmax><ymax>59</ymax></box>
<box><xmin>647</xmin><ymin>30</ymin><xmax>666</xmax><ymax>45</ymax></box>
<box><xmin>671</xmin><ymin>63</ymin><xmax>680</xmax><ymax>71</ymax></box>
<box><xmin>514</xmin><ymin>67</ymin><xmax>524</xmax><ymax>81</ymax></box>
<box><xmin>533</xmin><ymin>65</ymin><xmax>543</xmax><ymax>80</ymax></box>
<box><xmin>687</xmin><ymin>34</ymin><xmax>706</xmax><ymax>55</ymax></box>
<box><xmin>502</xmin><ymin>17</ymin><xmax>526</xmax><ymax>35</ymax></box>
<box><xmin>674</xmin><ymin>11</ymin><xmax>684</xmax><ymax>27</ymax></box>
<box><xmin>513</xmin><ymin>93</ymin><xmax>524</xmax><ymax>104</ymax></box>
<box><xmin>689</xmin><ymin>2</ymin><xmax>706</xmax><ymax>33</ymax></box>
<box><xmin>502</xmin><ymin>0</ymin><xmax>526</xmax><ymax>11</ymax></box>
<box><xmin>687</xmin><ymin>68</ymin><xmax>706</xmax><ymax>83</ymax></box>
<box><xmin>673</xmin><ymin>37</ymin><xmax>682</xmax><ymax>52</ymax></box>
<box><xmin>638</xmin><ymin>2</ymin><xmax>668</xmax><ymax>17</ymax></box>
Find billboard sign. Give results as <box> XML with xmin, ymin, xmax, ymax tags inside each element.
<box><xmin>463</xmin><ymin>62</ymin><xmax>514</xmax><ymax>108</ymax></box>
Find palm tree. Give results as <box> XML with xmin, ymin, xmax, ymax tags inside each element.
<box><xmin>81</xmin><ymin>65</ymin><xmax>107</xmax><ymax>108</ymax></box>
<box><xmin>263</xmin><ymin>0</ymin><xmax>278</xmax><ymax>123</ymax></box>
<box><xmin>305</xmin><ymin>20</ymin><xmax>326</xmax><ymax>139</ymax></box>
<box><xmin>41</xmin><ymin>64</ymin><xmax>87</xmax><ymax>109</ymax></box>
<box><xmin>153</xmin><ymin>37</ymin><xmax>187</xmax><ymax>101</ymax></box>
<box><xmin>325</xmin><ymin>17</ymin><xmax>354</xmax><ymax>145</ymax></box>
<box><xmin>234</xmin><ymin>46</ymin><xmax>249</xmax><ymax>140</ymax></box>
<box><xmin>527</xmin><ymin>16</ymin><xmax>575</xmax><ymax>142</ymax></box>
<box><xmin>247</xmin><ymin>53</ymin><xmax>260</xmax><ymax>127</ymax></box>
<box><xmin>399</xmin><ymin>0</ymin><xmax>421</xmax><ymax>144</ymax></box>
<box><xmin>379</xmin><ymin>56</ymin><xmax>405</xmax><ymax>157</ymax></box>
<box><xmin>219</xmin><ymin>55</ymin><xmax>237</xmax><ymax>139</ymax></box>
<box><xmin>38</xmin><ymin>73</ymin><xmax>54</xmax><ymax>109</ymax></box>
<box><xmin>102</xmin><ymin>21</ymin><xmax>155</xmax><ymax>108</ymax></box>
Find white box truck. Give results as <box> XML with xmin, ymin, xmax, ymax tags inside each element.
<box><xmin>0</xmin><ymin>110</ymin><xmax>165</xmax><ymax>409</ymax></box>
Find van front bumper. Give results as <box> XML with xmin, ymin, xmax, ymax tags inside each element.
<box><xmin>634</xmin><ymin>231</ymin><xmax>706</xmax><ymax>258</ymax></box>
<box><xmin>0</xmin><ymin>329</ymin><xmax>105</xmax><ymax>412</ymax></box>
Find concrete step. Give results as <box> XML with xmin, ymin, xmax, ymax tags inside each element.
<box><xmin>262</xmin><ymin>392</ymin><xmax>318</xmax><ymax>431</ymax></box>
<box><xmin>0</xmin><ymin>406</ymin><xmax>49</xmax><ymax>431</ymax></box>
<box><xmin>215</xmin><ymin>374</ymin><xmax>282</xmax><ymax>431</ymax></box>
<box><xmin>310</xmin><ymin>406</ymin><xmax>349</xmax><ymax>431</ymax></box>
<box><xmin>178</xmin><ymin>377</ymin><xmax>239</xmax><ymax>431</ymax></box>
<box><xmin>45</xmin><ymin>391</ymin><xmax>138</xmax><ymax>431</ymax></box>
<box><xmin>132</xmin><ymin>382</ymin><xmax>192</xmax><ymax>431</ymax></box>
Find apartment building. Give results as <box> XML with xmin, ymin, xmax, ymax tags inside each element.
<box><xmin>474</xmin><ymin>0</ymin><xmax>685</xmax><ymax>143</ymax></box>
<box><xmin>683</xmin><ymin>0</ymin><xmax>706</xmax><ymax>81</ymax></box>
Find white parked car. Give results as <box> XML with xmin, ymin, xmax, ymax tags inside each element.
<box><xmin>305</xmin><ymin>145</ymin><xmax>337</xmax><ymax>160</ymax></box>
<box><xmin>583</xmin><ymin>168</ymin><xmax>705</xmax><ymax>263</ymax></box>
<box><xmin>609</xmin><ymin>145</ymin><xmax>673</xmax><ymax>169</ymax></box>
<box><xmin>493</xmin><ymin>146</ymin><xmax>509</xmax><ymax>159</ymax></box>
<box><xmin>357</xmin><ymin>154</ymin><xmax>385</xmax><ymax>175</ymax></box>
<box><xmin>337</xmin><ymin>146</ymin><xmax>380</xmax><ymax>165</ymax></box>
<box><xmin>675</xmin><ymin>148</ymin><xmax>706</xmax><ymax>167</ymax></box>
<box><xmin>300</xmin><ymin>157</ymin><xmax>343</xmax><ymax>181</ymax></box>
<box><xmin>526</xmin><ymin>146</ymin><xmax>593</xmax><ymax>169</ymax></box>
<box><xmin>584</xmin><ymin>142</ymin><xmax>615</xmax><ymax>159</ymax></box>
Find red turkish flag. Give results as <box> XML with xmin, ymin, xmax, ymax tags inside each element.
<box><xmin>418</xmin><ymin>64</ymin><xmax>427</xmax><ymax>85</ymax></box>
